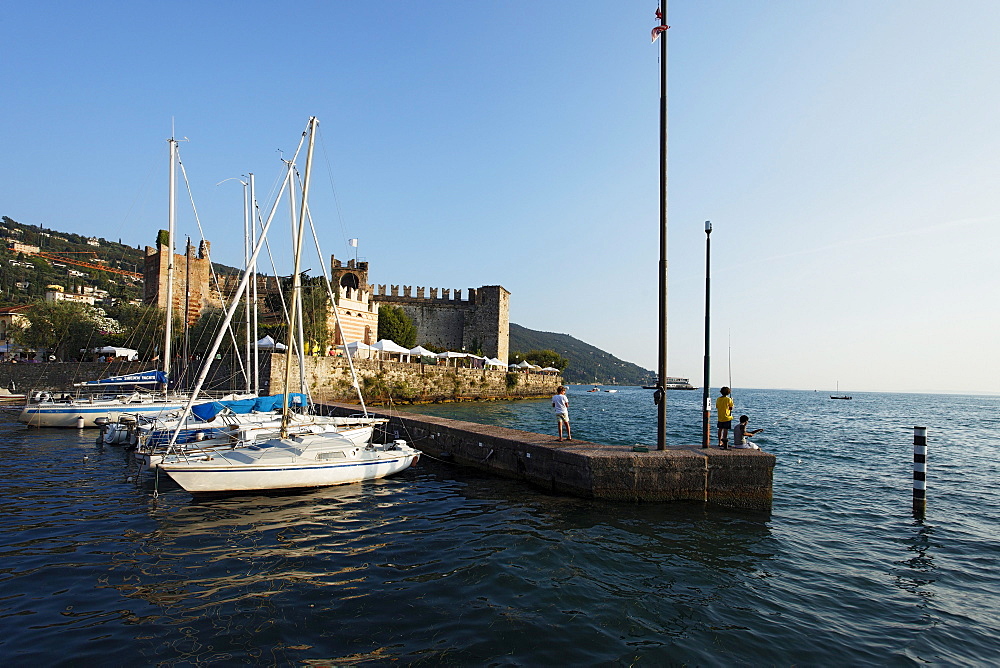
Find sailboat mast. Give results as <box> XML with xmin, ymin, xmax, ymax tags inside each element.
<box><xmin>250</xmin><ymin>173</ymin><xmax>260</xmax><ymax>395</ymax></box>
<box><xmin>655</xmin><ymin>3</ymin><xmax>670</xmax><ymax>450</ymax></box>
<box><xmin>243</xmin><ymin>178</ymin><xmax>252</xmax><ymax>394</ymax></box>
<box><xmin>281</xmin><ymin>117</ymin><xmax>318</xmax><ymax>437</ymax></box>
<box><xmin>164</xmin><ymin>137</ymin><xmax>177</xmax><ymax>391</ymax></box>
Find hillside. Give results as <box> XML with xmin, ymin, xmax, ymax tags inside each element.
<box><xmin>509</xmin><ymin>323</ymin><xmax>656</xmax><ymax>386</ymax></box>
<box><xmin>0</xmin><ymin>215</ymin><xmax>241</xmax><ymax>306</ymax></box>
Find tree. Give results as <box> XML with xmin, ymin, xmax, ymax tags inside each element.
<box><xmin>377</xmin><ymin>305</ymin><xmax>417</xmax><ymax>347</ymax></box>
<box><xmin>12</xmin><ymin>301</ymin><xmax>96</xmax><ymax>360</ymax></box>
<box><xmin>301</xmin><ymin>276</ymin><xmax>331</xmax><ymax>353</ymax></box>
<box><xmin>104</xmin><ymin>302</ymin><xmax>179</xmax><ymax>360</ymax></box>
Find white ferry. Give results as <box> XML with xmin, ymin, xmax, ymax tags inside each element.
<box><xmin>665</xmin><ymin>377</ymin><xmax>696</xmax><ymax>390</ymax></box>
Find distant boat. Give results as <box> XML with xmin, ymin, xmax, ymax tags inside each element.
<box><xmin>830</xmin><ymin>382</ymin><xmax>852</xmax><ymax>400</ymax></box>
<box><xmin>604</xmin><ymin>389</ymin><xmax>618</xmax><ymax>393</ymax></box>
<box><xmin>665</xmin><ymin>376</ymin><xmax>696</xmax><ymax>390</ymax></box>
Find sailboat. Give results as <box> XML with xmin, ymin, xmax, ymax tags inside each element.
<box><xmin>830</xmin><ymin>382</ymin><xmax>852</xmax><ymax>400</ymax></box>
<box><xmin>157</xmin><ymin>117</ymin><xmax>419</xmax><ymax>494</ymax></box>
<box><xmin>17</xmin><ymin>137</ymin><xmax>235</xmax><ymax>428</ymax></box>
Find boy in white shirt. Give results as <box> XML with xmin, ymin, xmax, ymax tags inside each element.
<box><xmin>552</xmin><ymin>385</ymin><xmax>571</xmax><ymax>441</ymax></box>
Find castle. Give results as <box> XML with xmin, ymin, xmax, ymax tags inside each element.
<box><xmin>329</xmin><ymin>256</ymin><xmax>509</xmax><ymax>363</ymax></box>
<box><xmin>144</xmin><ymin>239</ymin><xmax>510</xmax><ymax>363</ymax></box>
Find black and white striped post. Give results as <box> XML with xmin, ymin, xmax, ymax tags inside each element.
<box><xmin>913</xmin><ymin>426</ymin><xmax>927</xmax><ymax>515</ymax></box>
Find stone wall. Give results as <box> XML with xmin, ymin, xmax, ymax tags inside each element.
<box><xmin>319</xmin><ymin>402</ymin><xmax>775</xmax><ymax>509</ymax></box>
<box><xmin>270</xmin><ymin>355</ymin><xmax>558</xmax><ymax>404</ymax></box>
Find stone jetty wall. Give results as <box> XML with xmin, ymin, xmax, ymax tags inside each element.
<box><xmin>320</xmin><ymin>402</ymin><xmax>775</xmax><ymax>509</ymax></box>
<box><xmin>271</xmin><ymin>355</ymin><xmax>559</xmax><ymax>404</ymax></box>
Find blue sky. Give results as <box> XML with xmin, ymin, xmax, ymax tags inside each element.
<box><xmin>2</xmin><ymin>1</ymin><xmax>997</xmax><ymax>394</ymax></box>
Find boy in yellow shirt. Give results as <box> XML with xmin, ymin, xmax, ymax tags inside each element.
<box><xmin>715</xmin><ymin>386</ymin><xmax>734</xmax><ymax>449</ymax></box>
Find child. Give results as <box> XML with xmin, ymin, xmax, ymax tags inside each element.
<box><xmin>552</xmin><ymin>385</ymin><xmax>571</xmax><ymax>441</ymax></box>
<box><xmin>733</xmin><ymin>415</ymin><xmax>763</xmax><ymax>450</ymax></box>
<box><xmin>716</xmin><ymin>386</ymin><xmax>733</xmax><ymax>448</ymax></box>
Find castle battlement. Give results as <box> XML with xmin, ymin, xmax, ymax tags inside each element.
<box><xmin>375</xmin><ymin>285</ymin><xmax>477</xmax><ymax>304</ymax></box>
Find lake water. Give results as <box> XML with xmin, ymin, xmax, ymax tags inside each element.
<box><xmin>1</xmin><ymin>387</ymin><xmax>998</xmax><ymax>665</ymax></box>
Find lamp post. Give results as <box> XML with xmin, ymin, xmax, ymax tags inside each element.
<box><xmin>702</xmin><ymin>220</ymin><xmax>712</xmax><ymax>448</ymax></box>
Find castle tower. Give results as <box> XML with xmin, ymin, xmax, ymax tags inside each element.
<box><xmin>328</xmin><ymin>255</ymin><xmax>379</xmax><ymax>345</ymax></box>
<box><xmin>143</xmin><ymin>236</ymin><xmax>222</xmax><ymax>325</ymax></box>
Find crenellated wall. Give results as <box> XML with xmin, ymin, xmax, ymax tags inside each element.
<box><xmin>375</xmin><ymin>284</ymin><xmax>510</xmax><ymax>363</ymax></box>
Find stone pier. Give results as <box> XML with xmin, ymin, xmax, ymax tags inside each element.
<box><xmin>321</xmin><ymin>403</ymin><xmax>775</xmax><ymax>510</ymax></box>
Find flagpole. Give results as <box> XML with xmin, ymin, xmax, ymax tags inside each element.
<box><xmin>655</xmin><ymin>3</ymin><xmax>669</xmax><ymax>450</ymax></box>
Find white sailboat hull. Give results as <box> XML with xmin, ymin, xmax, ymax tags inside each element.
<box><xmin>19</xmin><ymin>399</ymin><xmax>190</xmax><ymax>428</ymax></box>
<box><xmin>158</xmin><ymin>434</ymin><xmax>420</xmax><ymax>494</ymax></box>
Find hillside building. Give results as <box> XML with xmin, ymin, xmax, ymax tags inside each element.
<box><xmin>8</xmin><ymin>241</ymin><xmax>40</xmax><ymax>255</ymax></box>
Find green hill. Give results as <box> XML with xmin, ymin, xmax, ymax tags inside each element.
<box><xmin>509</xmin><ymin>322</ymin><xmax>656</xmax><ymax>386</ymax></box>
<box><xmin>0</xmin><ymin>215</ymin><xmax>240</xmax><ymax>306</ymax></box>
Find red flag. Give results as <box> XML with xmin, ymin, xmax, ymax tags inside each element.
<box><xmin>651</xmin><ymin>25</ymin><xmax>670</xmax><ymax>42</ymax></box>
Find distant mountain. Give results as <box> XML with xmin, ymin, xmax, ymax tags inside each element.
<box><xmin>509</xmin><ymin>322</ymin><xmax>656</xmax><ymax>386</ymax></box>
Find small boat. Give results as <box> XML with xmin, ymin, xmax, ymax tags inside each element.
<box><xmin>18</xmin><ymin>372</ymin><xmax>199</xmax><ymax>428</ymax></box>
<box><xmin>0</xmin><ymin>387</ymin><xmax>26</xmax><ymax>405</ymax></box>
<box><xmin>830</xmin><ymin>382</ymin><xmax>852</xmax><ymax>400</ymax></box>
<box><xmin>604</xmin><ymin>389</ymin><xmax>618</xmax><ymax>393</ymax></box>
<box><xmin>587</xmin><ymin>386</ymin><xmax>600</xmax><ymax>392</ymax></box>
<box><xmin>158</xmin><ymin>432</ymin><xmax>419</xmax><ymax>494</ymax></box>
<box><xmin>19</xmin><ymin>138</ymin><xmax>225</xmax><ymax>428</ymax></box>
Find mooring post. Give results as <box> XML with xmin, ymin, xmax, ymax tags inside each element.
<box><xmin>913</xmin><ymin>426</ymin><xmax>927</xmax><ymax>515</ymax></box>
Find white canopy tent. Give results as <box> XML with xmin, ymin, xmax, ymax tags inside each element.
<box><xmin>436</xmin><ymin>350</ymin><xmax>468</xmax><ymax>367</ymax></box>
<box><xmin>485</xmin><ymin>357</ymin><xmax>506</xmax><ymax>367</ymax></box>
<box><xmin>409</xmin><ymin>345</ymin><xmax>437</xmax><ymax>358</ymax></box>
<box><xmin>336</xmin><ymin>341</ymin><xmax>375</xmax><ymax>359</ymax></box>
<box><xmin>372</xmin><ymin>339</ymin><xmax>411</xmax><ymax>361</ymax></box>
<box><xmin>255</xmin><ymin>335</ymin><xmax>287</xmax><ymax>351</ymax></box>
<box><xmin>91</xmin><ymin>346</ymin><xmax>139</xmax><ymax>361</ymax></box>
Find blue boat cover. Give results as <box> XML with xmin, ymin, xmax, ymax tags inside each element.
<box><xmin>190</xmin><ymin>393</ymin><xmax>307</xmax><ymax>421</ymax></box>
<box><xmin>82</xmin><ymin>370</ymin><xmax>168</xmax><ymax>386</ymax></box>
